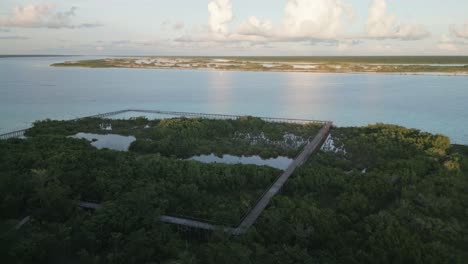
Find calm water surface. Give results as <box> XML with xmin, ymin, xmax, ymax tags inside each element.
<box><xmin>190</xmin><ymin>154</ymin><xmax>293</xmax><ymax>170</ymax></box>
<box><xmin>1</xmin><ymin>56</ymin><xmax>467</xmax><ymax>144</ymax></box>
<box><xmin>70</xmin><ymin>133</ymin><xmax>136</xmax><ymax>151</ymax></box>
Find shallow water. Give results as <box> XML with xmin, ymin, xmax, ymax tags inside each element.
<box><xmin>71</xmin><ymin>133</ymin><xmax>136</xmax><ymax>151</ymax></box>
<box><xmin>189</xmin><ymin>154</ymin><xmax>293</xmax><ymax>170</ymax></box>
<box><xmin>1</xmin><ymin>56</ymin><xmax>467</xmax><ymax>144</ymax></box>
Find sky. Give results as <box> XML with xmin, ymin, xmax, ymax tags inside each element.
<box><xmin>1</xmin><ymin>0</ymin><xmax>468</xmax><ymax>55</ymax></box>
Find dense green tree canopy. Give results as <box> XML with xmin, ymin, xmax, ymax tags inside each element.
<box><xmin>1</xmin><ymin>120</ymin><xmax>467</xmax><ymax>263</ymax></box>
<box><xmin>26</xmin><ymin>117</ymin><xmax>321</xmax><ymax>158</ymax></box>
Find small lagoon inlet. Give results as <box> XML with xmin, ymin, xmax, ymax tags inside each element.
<box><xmin>70</xmin><ymin>133</ymin><xmax>136</xmax><ymax>151</ymax></box>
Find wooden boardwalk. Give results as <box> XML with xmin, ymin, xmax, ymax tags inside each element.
<box><xmin>159</xmin><ymin>215</ymin><xmax>238</xmax><ymax>234</ymax></box>
<box><xmin>75</xmin><ymin>122</ymin><xmax>332</xmax><ymax>235</ymax></box>
<box><xmin>15</xmin><ymin>216</ymin><xmax>30</xmax><ymax>230</ymax></box>
<box><xmin>0</xmin><ymin>130</ymin><xmax>26</xmax><ymax>140</ymax></box>
<box><xmin>5</xmin><ymin>109</ymin><xmax>332</xmax><ymax>235</ymax></box>
<box><xmin>78</xmin><ymin>201</ymin><xmax>103</xmax><ymax>210</ymax></box>
<box><xmin>0</xmin><ymin>109</ymin><xmax>129</xmax><ymax>140</ymax></box>
<box><xmin>235</xmin><ymin>122</ymin><xmax>331</xmax><ymax>234</ymax></box>
<box><xmin>127</xmin><ymin>109</ymin><xmax>329</xmax><ymax>125</ymax></box>
<box><xmin>1</xmin><ymin>109</ymin><xmax>329</xmax><ymax>140</ymax></box>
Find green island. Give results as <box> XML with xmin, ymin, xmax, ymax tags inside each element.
<box><xmin>51</xmin><ymin>56</ymin><xmax>468</xmax><ymax>75</ymax></box>
<box><xmin>1</xmin><ymin>117</ymin><xmax>467</xmax><ymax>263</ymax></box>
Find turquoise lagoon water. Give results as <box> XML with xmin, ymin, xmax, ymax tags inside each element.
<box><xmin>0</xmin><ymin>56</ymin><xmax>467</xmax><ymax>144</ymax></box>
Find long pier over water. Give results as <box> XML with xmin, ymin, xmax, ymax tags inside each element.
<box><xmin>0</xmin><ymin>109</ymin><xmax>129</xmax><ymax>140</ymax></box>
<box><xmin>3</xmin><ymin>109</ymin><xmax>332</xmax><ymax>235</ymax></box>
<box><xmin>0</xmin><ymin>109</ymin><xmax>329</xmax><ymax>140</ymax></box>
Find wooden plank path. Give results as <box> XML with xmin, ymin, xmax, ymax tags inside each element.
<box><xmin>5</xmin><ymin>109</ymin><xmax>332</xmax><ymax>235</ymax></box>
<box><xmin>15</xmin><ymin>216</ymin><xmax>30</xmax><ymax>230</ymax></box>
<box><xmin>1</xmin><ymin>109</ymin><xmax>329</xmax><ymax>140</ymax></box>
<box><xmin>0</xmin><ymin>130</ymin><xmax>26</xmax><ymax>140</ymax></box>
<box><xmin>75</xmin><ymin>122</ymin><xmax>332</xmax><ymax>235</ymax></box>
<box><xmin>159</xmin><ymin>215</ymin><xmax>238</xmax><ymax>234</ymax></box>
<box><xmin>128</xmin><ymin>109</ymin><xmax>329</xmax><ymax>125</ymax></box>
<box><xmin>0</xmin><ymin>110</ymin><xmax>130</xmax><ymax>140</ymax></box>
<box><xmin>78</xmin><ymin>201</ymin><xmax>104</xmax><ymax>210</ymax></box>
<box><xmin>235</xmin><ymin>121</ymin><xmax>331</xmax><ymax>234</ymax></box>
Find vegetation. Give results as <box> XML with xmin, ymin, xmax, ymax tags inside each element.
<box><xmin>215</xmin><ymin>56</ymin><xmax>468</xmax><ymax>64</ymax></box>
<box><xmin>26</xmin><ymin>117</ymin><xmax>321</xmax><ymax>158</ymax></box>
<box><xmin>267</xmin><ymin>124</ymin><xmax>468</xmax><ymax>263</ymax></box>
<box><xmin>0</xmin><ymin>135</ymin><xmax>279</xmax><ymax>226</ymax></box>
<box><xmin>1</xmin><ymin>121</ymin><xmax>467</xmax><ymax>263</ymax></box>
<box><xmin>51</xmin><ymin>56</ymin><xmax>468</xmax><ymax>74</ymax></box>
<box><xmin>51</xmin><ymin>59</ymin><xmax>123</xmax><ymax>68</ymax></box>
<box><xmin>5</xmin><ymin>116</ymin><xmax>320</xmax><ymax>225</ymax></box>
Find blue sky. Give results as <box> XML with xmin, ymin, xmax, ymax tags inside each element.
<box><xmin>1</xmin><ymin>0</ymin><xmax>467</xmax><ymax>55</ymax></box>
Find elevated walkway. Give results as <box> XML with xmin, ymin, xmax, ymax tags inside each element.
<box><xmin>5</xmin><ymin>109</ymin><xmax>332</xmax><ymax>235</ymax></box>
<box><xmin>75</xmin><ymin>122</ymin><xmax>332</xmax><ymax>235</ymax></box>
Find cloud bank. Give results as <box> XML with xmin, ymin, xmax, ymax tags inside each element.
<box><xmin>0</xmin><ymin>4</ymin><xmax>101</xmax><ymax>29</ymax></box>
<box><xmin>177</xmin><ymin>0</ymin><xmax>434</xmax><ymax>50</ymax></box>
<box><xmin>177</xmin><ymin>0</ymin><xmax>354</xmax><ymax>46</ymax></box>
<box><xmin>366</xmin><ymin>0</ymin><xmax>429</xmax><ymax>40</ymax></box>
<box><xmin>237</xmin><ymin>0</ymin><xmax>353</xmax><ymax>42</ymax></box>
<box><xmin>281</xmin><ymin>0</ymin><xmax>352</xmax><ymax>39</ymax></box>
<box><xmin>451</xmin><ymin>22</ymin><xmax>468</xmax><ymax>39</ymax></box>
<box><xmin>438</xmin><ymin>33</ymin><xmax>468</xmax><ymax>52</ymax></box>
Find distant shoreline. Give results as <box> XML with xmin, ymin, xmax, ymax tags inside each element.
<box><xmin>51</xmin><ymin>57</ymin><xmax>468</xmax><ymax>76</ymax></box>
<box><xmin>53</xmin><ymin>64</ymin><xmax>468</xmax><ymax>77</ymax></box>
<box><xmin>0</xmin><ymin>55</ymin><xmax>78</xmax><ymax>58</ymax></box>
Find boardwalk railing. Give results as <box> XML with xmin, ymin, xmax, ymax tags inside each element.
<box><xmin>1</xmin><ymin>109</ymin><xmax>329</xmax><ymax>140</ymax></box>
<box><xmin>73</xmin><ymin>122</ymin><xmax>331</xmax><ymax>235</ymax></box>
<box><xmin>0</xmin><ymin>129</ymin><xmax>27</xmax><ymax>140</ymax></box>
<box><xmin>235</xmin><ymin>122</ymin><xmax>332</xmax><ymax>234</ymax></box>
<box><xmin>85</xmin><ymin>109</ymin><xmax>130</xmax><ymax>119</ymax></box>
<box><xmin>74</xmin><ymin>121</ymin><xmax>332</xmax><ymax>235</ymax></box>
<box><xmin>0</xmin><ymin>110</ymin><xmax>130</xmax><ymax>140</ymax></box>
<box><xmin>6</xmin><ymin>109</ymin><xmax>332</xmax><ymax>235</ymax></box>
<box><xmin>127</xmin><ymin>109</ymin><xmax>329</xmax><ymax>125</ymax></box>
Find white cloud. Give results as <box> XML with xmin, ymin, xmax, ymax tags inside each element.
<box><xmin>179</xmin><ymin>0</ymin><xmax>353</xmax><ymax>47</ymax></box>
<box><xmin>336</xmin><ymin>39</ymin><xmax>362</xmax><ymax>51</ymax></box>
<box><xmin>176</xmin><ymin>0</ymin><xmax>433</xmax><ymax>51</ymax></box>
<box><xmin>237</xmin><ymin>0</ymin><xmax>352</xmax><ymax>41</ymax></box>
<box><xmin>237</xmin><ymin>16</ymin><xmax>273</xmax><ymax>37</ymax></box>
<box><xmin>437</xmin><ymin>35</ymin><xmax>468</xmax><ymax>51</ymax></box>
<box><xmin>208</xmin><ymin>0</ymin><xmax>233</xmax><ymax>35</ymax></box>
<box><xmin>281</xmin><ymin>0</ymin><xmax>351</xmax><ymax>39</ymax></box>
<box><xmin>437</xmin><ymin>43</ymin><xmax>457</xmax><ymax>52</ymax></box>
<box><xmin>366</xmin><ymin>0</ymin><xmax>429</xmax><ymax>40</ymax></box>
<box><xmin>0</xmin><ymin>4</ymin><xmax>101</xmax><ymax>29</ymax></box>
<box><xmin>451</xmin><ymin>22</ymin><xmax>468</xmax><ymax>39</ymax></box>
